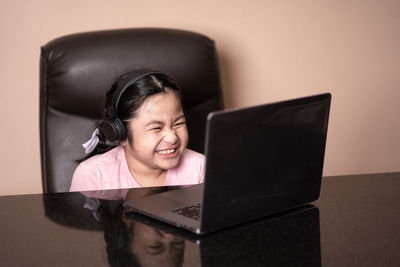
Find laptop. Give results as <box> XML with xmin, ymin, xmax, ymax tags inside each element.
<box><xmin>124</xmin><ymin>93</ymin><xmax>331</xmax><ymax>234</ymax></box>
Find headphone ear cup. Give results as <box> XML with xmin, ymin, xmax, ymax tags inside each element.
<box><xmin>113</xmin><ymin>117</ymin><xmax>127</xmax><ymax>141</ymax></box>
<box><xmin>101</xmin><ymin>118</ymin><xmax>127</xmax><ymax>142</ymax></box>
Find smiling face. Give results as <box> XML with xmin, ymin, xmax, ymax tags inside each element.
<box><xmin>131</xmin><ymin>222</ymin><xmax>185</xmax><ymax>267</ymax></box>
<box><xmin>122</xmin><ymin>89</ymin><xmax>188</xmax><ymax>177</ymax></box>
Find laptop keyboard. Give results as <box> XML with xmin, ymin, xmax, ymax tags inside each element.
<box><xmin>172</xmin><ymin>204</ymin><xmax>201</xmax><ymax>221</ymax></box>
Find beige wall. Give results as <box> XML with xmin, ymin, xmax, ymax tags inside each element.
<box><xmin>1</xmin><ymin>0</ymin><xmax>399</xmax><ymax>196</ymax></box>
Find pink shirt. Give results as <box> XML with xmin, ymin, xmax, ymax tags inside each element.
<box><xmin>70</xmin><ymin>146</ymin><xmax>205</xmax><ymax>192</ymax></box>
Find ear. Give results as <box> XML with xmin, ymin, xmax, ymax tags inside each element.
<box><xmin>121</xmin><ymin>139</ymin><xmax>128</xmax><ymax>147</ymax></box>
<box><xmin>122</xmin><ymin>213</ymin><xmax>135</xmax><ymax>228</ymax></box>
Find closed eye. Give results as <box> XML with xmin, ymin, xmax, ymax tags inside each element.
<box><xmin>146</xmin><ymin>243</ymin><xmax>165</xmax><ymax>255</ymax></box>
<box><xmin>173</xmin><ymin>120</ymin><xmax>186</xmax><ymax>127</ymax></box>
<box><xmin>150</xmin><ymin>127</ymin><xmax>162</xmax><ymax>131</ymax></box>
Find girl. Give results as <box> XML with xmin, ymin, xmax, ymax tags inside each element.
<box><xmin>70</xmin><ymin>70</ymin><xmax>205</xmax><ymax>191</ymax></box>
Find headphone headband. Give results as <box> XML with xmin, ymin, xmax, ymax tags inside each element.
<box><xmin>108</xmin><ymin>69</ymin><xmax>166</xmax><ymax>118</ymax></box>
<box><xmin>102</xmin><ymin>69</ymin><xmax>166</xmax><ymax>142</ymax></box>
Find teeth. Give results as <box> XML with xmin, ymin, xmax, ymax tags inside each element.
<box><xmin>157</xmin><ymin>148</ymin><xmax>176</xmax><ymax>155</ymax></box>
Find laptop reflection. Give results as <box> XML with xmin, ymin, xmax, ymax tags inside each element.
<box><xmin>125</xmin><ymin>204</ymin><xmax>321</xmax><ymax>267</ymax></box>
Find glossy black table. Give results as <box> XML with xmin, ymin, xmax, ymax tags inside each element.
<box><xmin>0</xmin><ymin>173</ymin><xmax>399</xmax><ymax>266</ymax></box>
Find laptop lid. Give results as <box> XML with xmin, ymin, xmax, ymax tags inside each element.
<box><xmin>200</xmin><ymin>93</ymin><xmax>331</xmax><ymax>233</ymax></box>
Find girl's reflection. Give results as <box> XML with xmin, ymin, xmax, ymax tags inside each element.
<box><xmin>125</xmin><ymin>215</ymin><xmax>184</xmax><ymax>267</ymax></box>
<box><xmin>84</xmin><ymin>188</ymin><xmax>185</xmax><ymax>267</ymax></box>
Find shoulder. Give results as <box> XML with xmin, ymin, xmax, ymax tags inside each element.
<box><xmin>70</xmin><ymin>146</ymin><xmax>124</xmax><ymax>191</ymax></box>
<box><xmin>82</xmin><ymin>146</ymin><xmax>124</xmax><ymax>167</ymax></box>
<box><xmin>165</xmin><ymin>149</ymin><xmax>206</xmax><ymax>186</ymax></box>
<box><xmin>181</xmin><ymin>149</ymin><xmax>206</xmax><ymax>163</ymax></box>
<box><xmin>178</xmin><ymin>149</ymin><xmax>206</xmax><ymax>172</ymax></box>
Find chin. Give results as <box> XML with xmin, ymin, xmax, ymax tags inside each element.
<box><xmin>164</xmin><ymin>161</ymin><xmax>180</xmax><ymax>170</ymax></box>
<box><xmin>158</xmin><ymin>158</ymin><xmax>181</xmax><ymax>170</ymax></box>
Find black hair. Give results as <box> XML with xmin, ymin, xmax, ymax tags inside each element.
<box><xmin>90</xmin><ymin>71</ymin><xmax>184</xmax><ymax>157</ymax></box>
<box><xmin>98</xmin><ymin>200</ymin><xmax>141</xmax><ymax>267</ymax></box>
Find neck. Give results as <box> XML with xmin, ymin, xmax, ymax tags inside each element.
<box><xmin>123</xmin><ymin>147</ymin><xmax>167</xmax><ymax>187</ymax></box>
<box><xmin>130</xmin><ymin>167</ymin><xmax>167</xmax><ymax>187</ymax></box>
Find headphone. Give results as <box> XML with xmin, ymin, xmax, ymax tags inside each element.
<box><xmin>101</xmin><ymin>69</ymin><xmax>166</xmax><ymax>142</ymax></box>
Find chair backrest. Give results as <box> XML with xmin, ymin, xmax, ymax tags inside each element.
<box><xmin>40</xmin><ymin>28</ymin><xmax>223</xmax><ymax>193</ymax></box>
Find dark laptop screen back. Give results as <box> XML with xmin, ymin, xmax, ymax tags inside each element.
<box><xmin>201</xmin><ymin>93</ymin><xmax>331</xmax><ymax>233</ymax></box>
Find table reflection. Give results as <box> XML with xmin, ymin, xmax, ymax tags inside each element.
<box><xmin>43</xmin><ymin>187</ymin><xmax>321</xmax><ymax>267</ymax></box>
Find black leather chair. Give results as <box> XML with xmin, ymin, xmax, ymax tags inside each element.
<box><xmin>40</xmin><ymin>28</ymin><xmax>223</xmax><ymax>193</ymax></box>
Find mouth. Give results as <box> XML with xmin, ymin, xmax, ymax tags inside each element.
<box><xmin>156</xmin><ymin>148</ymin><xmax>176</xmax><ymax>155</ymax></box>
<box><xmin>155</xmin><ymin>147</ymin><xmax>179</xmax><ymax>158</ymax></box>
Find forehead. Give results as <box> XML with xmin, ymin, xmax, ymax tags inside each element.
<box><xmin>136</xmin><ymin>91</ymin><xmax>183</xmax><ymax>120</ymax></box>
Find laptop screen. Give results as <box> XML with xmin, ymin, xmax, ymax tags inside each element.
<box><xmin>201</xmin><ymin>93</ymin><xmax>331</xmax><ymax>233</ymax></box>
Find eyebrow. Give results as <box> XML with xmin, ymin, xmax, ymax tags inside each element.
<box><xmin>145</xmin><ymin>120</ymin><xmax>164</xmax><ymax>127</ymax></box>
<box><xmin>145</xmin><ymin>115</ymin><xmax>185</xmax><ymax>127</ymax></box>
<box><xmin>173</xmin><ymin>115</ymin><xmax>186</xmax><ymax>123</ymax></box>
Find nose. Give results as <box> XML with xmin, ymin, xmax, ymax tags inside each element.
<box><xmin>163</xmin><ymin>128</ymin><xmax>178</xmax><ymax>144</ymax></box>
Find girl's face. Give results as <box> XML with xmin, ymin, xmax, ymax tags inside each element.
<box><xmin>123</xmin><ymin>90</ymin><xmax>188</xmax><ymax>173</ymax></box>
<box><xmin>131</xmin><ymin>222</ymin><xmax>185</xmax><ymax>267</ymax></box>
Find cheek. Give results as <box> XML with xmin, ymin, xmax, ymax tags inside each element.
<box><xmin>131</xmin><ymin>131</ymin><xmax>160</xmax><ymax>151</ymax></box>
<box><xmin>179</xmin><ymin>127</ymin><xmax>189</xmax><ymax>145</ymax></box>
<box><xmin>144</xmin><ymin>135</ymin><xmax>162</xmax><ymax>151</ymax></box>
